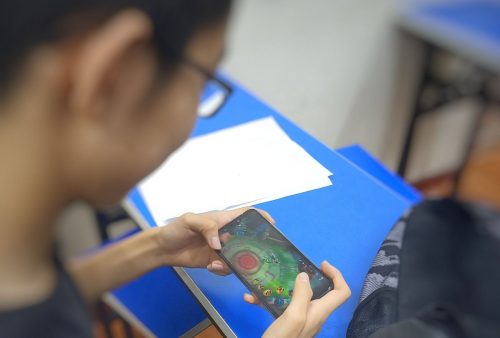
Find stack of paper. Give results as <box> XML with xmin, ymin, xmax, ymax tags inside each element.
<box><xmin>138</xmin><ymin>117</ymin><xmax>333</xmax><ymax>225</ymax></box>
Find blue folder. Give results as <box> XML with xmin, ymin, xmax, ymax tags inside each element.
<box><xmin>114</xmin><ymin>81</ymin><xmax>422</xmax><ymax>337</ymax></box>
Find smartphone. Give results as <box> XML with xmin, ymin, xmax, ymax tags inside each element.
<box><xmin>217</xmin><ymin>209</ymin><xmax>333</xmax><ymax>318</ymax></box>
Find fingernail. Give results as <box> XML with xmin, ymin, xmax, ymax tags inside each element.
<box><xmin>211</xmin><ymin>236</ymin><xmax>222</xmax><ymax>250</ymax></box>
<box><xmin>298</xmin><ymin>272</ymin><xmax>309</xmax><ymax>282</ymax></box>
<box><xmin>210</xmin><ymin>261</ymin><xmax>224</xmax><ymax>271</ymax></box>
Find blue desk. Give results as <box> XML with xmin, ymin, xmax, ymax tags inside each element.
<box><xmin>399</xmin><ymin>2</ymin><xmax>500</xmax><ymax>73</ymax></box>
<box><xmin>116</xmin><ymin>82</ymin><xmax>421</xmax><ymax>337</ymax></box>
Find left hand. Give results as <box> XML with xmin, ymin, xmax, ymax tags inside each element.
<box><xmin>246</xmin><ymin>261</ymin><xmax>351</xmax><ymax>338</ymax></box>
<box><xmin>154</xmin><ymin>207</ymin><xmax>275</xmax><ymax>275</ymax></box>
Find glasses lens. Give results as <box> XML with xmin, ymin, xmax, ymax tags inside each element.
<box><xmin>198</xmin><ymin>80</ymin><xmax>229</xmax><ymax>118</ymax></box>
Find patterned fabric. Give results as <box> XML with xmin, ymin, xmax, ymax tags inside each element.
<box><xmin>359</xmin><ymin>211</ymin><xmax>410</xmax><ymax>303</ymax></box>
<box><xmin>348</xmin><ymin>199</ymin><xmax>500</xmax><ymax>338</ymax></box>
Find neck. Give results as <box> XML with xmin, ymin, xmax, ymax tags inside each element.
<box><xmin>0</xmin><ymin>113</ymin><xmax>69</xmax><ymax>308</ymax></box>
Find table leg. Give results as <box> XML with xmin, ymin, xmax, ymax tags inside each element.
<box><xmin>398</xmin><ymin>42</ymin><xmax>433</xmax><ymax>178</ymax></box>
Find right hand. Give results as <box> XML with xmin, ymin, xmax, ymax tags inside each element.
<box><xmin>246</xmin><ymin>261</ymin><xmax>351</xmax><ymax>338</ymax></box>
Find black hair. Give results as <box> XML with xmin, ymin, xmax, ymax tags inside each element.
<box><xmin>0</xmin><ymin>0</ymin><xmax>231</xmax><ymax>90</ymax></box>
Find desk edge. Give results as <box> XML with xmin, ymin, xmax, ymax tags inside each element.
<box><xmin>102</xmin><ymin>292</ymin><xmax>156</xmax><ymax>338</ymax></box>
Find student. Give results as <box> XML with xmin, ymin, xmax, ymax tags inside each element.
<box><xmin>0</xmin><ymin>1</ymin><xmax>351</xmax><ymax>337</ymax></box>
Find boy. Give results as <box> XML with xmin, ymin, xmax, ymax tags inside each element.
<box><xmin>0</xmin><ymin>1</ymin><xmax>350</xmax><ymax>337</ymax></box>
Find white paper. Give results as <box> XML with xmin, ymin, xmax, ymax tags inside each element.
<box><xmin>138</xmin><ymin>117</ymin><xmax>333</xmax><ymax>225</ymax></box>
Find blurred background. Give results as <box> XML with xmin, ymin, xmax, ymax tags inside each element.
<box><xmin>222</xmin><ymin>0</ymin><xmax>499</xmax><ymax>183</ymax></box>
<box><xmin>53</xmin><ymin>0</ymin><xmax>500</xmax><ymax>336</ymax></box>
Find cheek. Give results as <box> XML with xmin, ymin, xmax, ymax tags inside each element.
<box><xmin>135</xmin><ymin>89</ymin><xmax>199</xmax><ymax>177</ymax></box>
<box><xmin>156</xmin><ymin>81</ymin><xmax>200</xmax><ymax>148</ymax></box>
<box><xmin>115</xmin><ymin>68</ymin><xmax>203</xmax><ymax>195</ymax></box>
<box><xmin>171</xmin><ymin>107</ymin><xmax>198</xmax><ymax>147</ymax></box>
<box><xmin>167</xmin><ymin>81</ymin><xmax>201</xmax><ymax>144</ymax></box>
<box><xmin>77</xmin><ymin>79</ymin><xmax>202</xmax><ymax>208</ymax></box>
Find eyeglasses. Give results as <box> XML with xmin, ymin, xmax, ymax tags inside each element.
<box><xmin>182</xmin><ymin>58</ymin><xmax>233</xmax><ymax>118</ymax></box>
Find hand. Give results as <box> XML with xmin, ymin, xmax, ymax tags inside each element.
<box><xmin>245</xmin><ymin>261</ymin><xmax>351</xmax><ymax>338</ymax></box>
<box><xmin>154</xmin><ymin>207</ymin><xmax>275</xmax><ymax>275</ymax></box>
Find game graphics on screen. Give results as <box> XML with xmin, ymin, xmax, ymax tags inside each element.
<box><xmin>219</xmin><ymin>211</ymin><xmax>328</xmax><ymax>314</ymax></box>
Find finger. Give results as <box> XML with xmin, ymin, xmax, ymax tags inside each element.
<box><xmin>207</xmin><ymin>260</ymin><xmax>231</xmax><ymax>276</ymax></box>
<box><xmin>180</xmin><ymin>213</ymin><xmax>221</xmax><ymax>250</ymax></box>
<box><xmin>322</xmin><ymin>261</ymin><xmax>350</xmax><ymax>294</ymax></box>
<box><xmin>243</xmin><ymin>293</ymin><xmax>261</xmax><ymax>305</ymax></box>
<box><xmin>314</xmin><ymin>261</ymin><xmax>351</xmax><ymax>314</ymax></box>
<box><xmin>282</xmin><ymin>272</ymin><xmax>313</xmax><ymax>322</ymax></box>
<box><xmin>254</xmin><ymin>208</ymin><xmax>276</xmax><ymax>225</ymax></box>
<box><xmin>217</xmin><ymin>207</ymin><xmax>252</xmax><ymax>225</ymax></box>
<box><xmin>207</xmin><ymin>260</ymin><xmax>229</xmax><ymax>271</ymax></box>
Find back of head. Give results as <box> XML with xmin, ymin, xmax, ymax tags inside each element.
<box><xmin>0</xmin><ymin>0</ymin><xmax>232</xmax><ymax>92</ymax></box>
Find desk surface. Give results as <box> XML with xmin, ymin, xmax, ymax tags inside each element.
<box><xmin>400</xmin><ymin>2</ymin><xmax>500</xmax><ymax>73</ymax></box>
<box><xmin>123</xmin><ymin>82</ymin><xmax>421</xmax><ymax>337</ymax></box>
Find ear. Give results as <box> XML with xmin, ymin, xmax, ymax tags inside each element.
<box><xmin>69</xmin><ymin>9</ymin><xmax>154</xmax><ymax>120</ymax></box>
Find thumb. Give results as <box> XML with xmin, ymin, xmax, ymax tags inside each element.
<box><xmin>283</xmin><ymin>272</ymin><xmax>313</xmax><ymax>320</ymax></box>
<box><xmin>180</xmin><ymin>213</ymin><xmax>221</xmax><ymax>250</ymax></box>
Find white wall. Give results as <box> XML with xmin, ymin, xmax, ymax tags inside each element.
<box><xmin>222</xmin><ymin>0</ymin><xmax>407</xmax><ymax>165</ymax></box>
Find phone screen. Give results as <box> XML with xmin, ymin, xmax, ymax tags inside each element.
<box><xmin>218</xmin><ymin>209</ymin><xmax>333</xmax><ymax>317</ymax></box>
